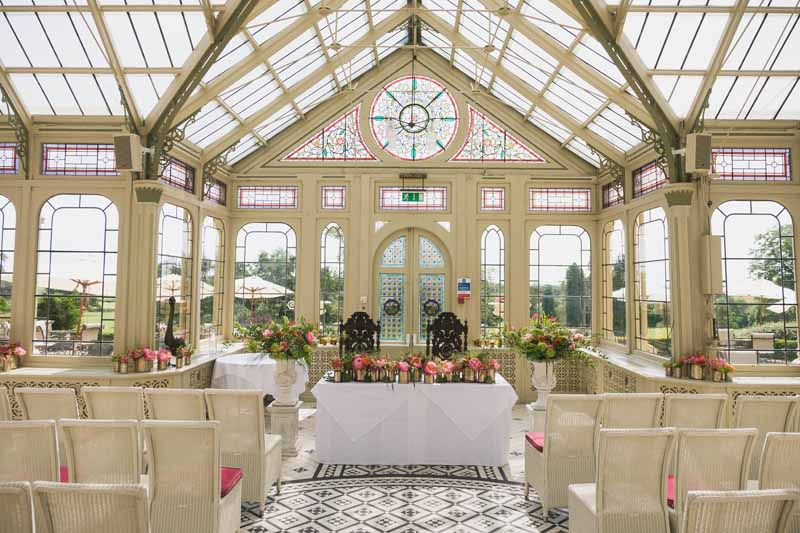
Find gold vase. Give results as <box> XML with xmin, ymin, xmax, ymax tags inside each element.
<box><xmin>690</xmin><ymin>364</ymin><xmax>704</xmax><ymax>380</ymax></box>
<box><xmin>665</xmin><ymin>366</ymin><xmax>673</xmax><ymax>377</ymax></box>
<box><xmin>175</xmin><ymin>357</ymin><xmax>184</xmax><ymax>369</ymax></box>
<box><xmin>477</xmin><ymin>370</ymin><xmax>486</xmax><ymax>383</ymax></box>
<box><xmin>424</xmin><ymin>373</ymin><xmax>435</xmax><ymax>384</ymax></box>
<box><xmin>399</xmin><ymin>370</ymin><xmax>409</xmax><ymax>384</ymax></box>
<box><xmin>2</xmin><ymin>358</ymin><xmax>11</xmax><ymax>372</ymax></box>
<box><xmin>119</xmin><ymin>362</ymin><xmax>129</xmax><ymax>374</ymax></box>
<box><xmin>135</xmin><ymin>357</ymin><xmax>149</xmax><ymax>373</ymax></box>
<box><xmin>355</xmin><ymin>369</ymin><xmax>366</xmax><ymax>381</ymax></box>
<box><xmin>370</xmin><ymin>369</ymin><xmax>380</xmax><ymax>382</ymax></box>
<box><xmin>712</xmin><ymin>370</ymin><xmax>723</xmax><ymax>382</ymax></box>
<box><xmin>334</xmin><ymin>370</ymin><xmax>342</xmax><ymax>382</ymax></box>
<box><xmin>158</xmin><ymin>360</ymin><xmax>169</xmax><ymax>371</ymax></box>
<box><xmin>464</xmin><ymin>368</ymin><xmax>474</xmax><ymax>382</ymax></box>
<box><xmin>673</xmin><ymin>366</ymin><xmax>682</xmax><ymax>379</ymax></box>
<box><xmin>183</xmin><ymin>355</ymin><xmax>191</xmax><ymax>367</ymax></box>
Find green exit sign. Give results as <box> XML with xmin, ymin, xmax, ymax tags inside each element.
<box><xmin>402</xmin><ymin>191</ymin><xmax>424</xmax><ymax>202</ymax></box>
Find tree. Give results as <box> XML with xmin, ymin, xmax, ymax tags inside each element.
<box><xmin>565</xmin><ymin>263</ymin><xmax>586</xmax><ymax>326</ymax></box>
<box><xmin>541</xmin><ymin>285</ymin><xmax>556</xmax><ymax>318</ymax></box>
<box><xmin>37</xmin><ymin>294</ymin><xmax>79</xmax><ymax>331</ymax></box>
<box><xmin>749</xmin><ymin>224</ymin><xmax>794</xmax><ymax>289</ymax></box>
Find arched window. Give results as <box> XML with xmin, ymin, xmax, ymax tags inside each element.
<box><xmin>156</xmin><ymin>203</ymin><xmax>193</xmax><ymax>346</ymax></box>
<box><xmin>529</xmin><ymin>225</ymin><xmax>591</xmax><ymax>333</ymax></box>
<box><xmin>480</xmin><ymin>225</ymin><xmax>505</xmax><ymax>337</ymax></box>
<box><xmin>0</xmin><ymin>195</ymin><xmax>15</xmax><ymax>342</ymax></box>
<box><xmin>320</xmin><ymin>223</ymin><xmax>344</xmax><ymax>336</ymax></box>
<box><xmin>602</xmin><ymin>220</ymin><xmax>626</xmax><ymax>344</ymax></box>
<box><xmin>200</xmin><ymin>216</ymin><xmax>225</xmax><ymax>347</ymax></box>
<box><xmin>235</xmin><ymin>223</ymin><xmax>296</xmax><ymax>326</ymax></box>
<box><xmin>633</xmin><ymin>207</ymin><xmax>670</xmax><ymax>357</ymax></box>
<box><xmin>712</xmin><ymin>200</ymin><xmax>796</xmax><ymax>364</ymax></box>
<box><xmin>35</xmin><ymin>194</ymin><xmax>118</xmax><ymax>355</ymax></box>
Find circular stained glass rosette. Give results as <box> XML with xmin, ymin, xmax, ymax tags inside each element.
<box><xmin>370</xmin><ymin>76</ymin><xmax>458</xmax><ymax>161</ymax></box>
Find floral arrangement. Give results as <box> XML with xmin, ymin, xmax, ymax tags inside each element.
<box><xmin>256</xmin><ymin>317</ymin><xmax>318</xmax><ymax>367</ymax></box>
<box><xmin>505</xmin><ymin>314</ymin><xmax>588</xmax><ymax>363</ymax></box>
<box><xmin>688</xmin><ymin>354</ymin><xmax>707</xmax><ymax>367</ymax></box>
<box><xmin>156</xmin><ymin>348</ymin><xmax>172</xmax><ymax>363</ymax></box>
<box><xmin>0</xmin><ymin>343</ymin><xmax>25</xmax><ymax>371</ymax></box>
<box><xmin>424</xmin><ymin>360</ymin><xmax>438</xmax><ymax>375</ymax></box>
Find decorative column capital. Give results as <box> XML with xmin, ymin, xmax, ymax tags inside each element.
<box><xmin>663</xmin><ymin>183</ymin><xmax>696</xmax><ymax>208</ymax></box>
<box><xmin>133</xmin><ymin>180</ymin><xmax>165</xmax><ymax>204</ymax></box>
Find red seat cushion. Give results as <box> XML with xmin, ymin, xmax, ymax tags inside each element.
<box><xmin>667</xmin><ymin>474</ymin><xmax>675</xmax><ymax>508</ymax></box>
<box><xmin>59</xmin><ymin>465</ymin><xmax>69</xmax><ymax>483</ymax></box>
<box><xmin>525</xmin><ymin>432</ymin><xmax>545</xmax><ymax>452</ymax></box>
<box><xmin>220</xmin><ymin>467</ymin><xmax>242</xmax><ymax>498</ymax></box>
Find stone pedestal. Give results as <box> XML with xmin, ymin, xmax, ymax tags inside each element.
<box><xmin>268</xmin><ymin>400</ymin><xmax>302</xmax><ymax>457</ymax></box>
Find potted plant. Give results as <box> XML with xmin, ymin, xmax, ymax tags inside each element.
<box><xmin>688</xmin><ymin>354</ymin><xmax>707</xmax><ymax>380</ymax></box>
<box><xmin>409</xmin><ymin>354</ymin><xmax>423</xmax><ymax>382</ymax></box>
<box><xmin>119</xmin><ymin>354</ymin><xmax>129</xmax><ymax>374</ymax></box>
<box><xmin>156</xmin><ymin>348</ymin><xmax>172</xmax><ymax>371</ymax></box>
<box><xmin>441</xmin><ymin>360</ymin><xmax>454</xmax><ymax>382</ymax></box>
<box><xmin>663</xmin><ymin>359</ymin><xmax>674</xmax><ymax>377</ymax></box>
<box><xmin>467</xmin><ymin>357</ymin><xmax>482</xmax><ymax>382</ymax></box>
<box><xmin>0</xmin><ymin>343</ymin><xmax>24</xmax><ymax>372</ymax></box>
<box><xmin>423</xmin><ymin>360</ymin><xmax>438</xmax><ymax>384</ymax></box>
<box><xmin>111</xmin><ymin>353</ymin><xmax>121</xmax><ymax>373</ymax></box>
<box><xmin>708</xmin><ymin>358</ymin><xmax>725</xmax><ymax>382</ymax></box>
<box><xmin>397</xmin><ymin>361</ymin><xmax>410</xmax><ymax>384</ymax></box>
<box><xmin>353</xmin><ymin>354</ymin><xmax>367</xmax><ymax>381</ymax></box>
<box><xmin>486</xmin><ymin>358</ymin><xmax>500</xmax><ymax>383</ymax></box>
<box><xmin>331</xmin><ymin>357</ymin><xmax>343</xmax><ymax>382</ymax></box>
<box><xmin>177</xmin><ymin>344</ymin><xmax>194</xmax><ymax>367</ymax></box>
<box><xmin>720</xmin><ymin>361</ymin><xmax>735</xmax><ymax>382</ymax></box>
<box><xmin>260</xmin><ymin>317</ymin><xmax>318</xmax><ymax>404</ymax></box>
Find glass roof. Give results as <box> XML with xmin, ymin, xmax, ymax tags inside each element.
<box><xmin>0</xmin><ymin>0</ymin><xmax>796</xmax><ymax>168</ymax></box>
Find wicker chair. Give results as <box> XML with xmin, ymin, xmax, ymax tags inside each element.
<box><xmin>143</xmin><ymin>420</ymin><xmax>242</xmax><ymax>533</ymax></box>
<box><xmin>82</xmin><ymin>386</ymin><xmax>145</xmax><ymax>420</ymax></box>
<box><xmin>669</xmin><ymin>428</ymin><xmax>758</xmax><ymax>533</ymax></box>
<box><xmin>14</xmin><ymin>387</ymin><xmax>79</xmax><ymax>420</ymax></box>
<box><xmin>58</xmin><ymin>419</ymin><xmax>141</xmax><ymax>484</ymax></box>
<box><xmin>663</xmin><ymin>394</ymin><xmax>728</xmax><ymax>429</ymax></box>
<box><xmin>144</xmin><ymin>388</ymin><xmax>206</xmax><ymax>420</ymax></box>
<box><xmin>758</xmin><ymin>433</ymin><xmax>800</xmax><ymax>532</ymax></box>
<box><xmin>0</xmin><ymin>481</ymin><xmax>34</xmax><ymax>533</ymax></box>
<box><xmin>525</xmin><ymin>394</ymin><xmax>603</xmax><ymax>516</ymax></box>
<box><xmin>681</xmin><ymin>490</ymin><xmax>799</xmax><ymax>533</ymax></box>
<box><xmin>33</xmin><ymin>481</ymin><xmax>150</xmax><ymax>533</ymax></box>
<box><xmin>569</xmin><ymin>428</ymin><xmax>676</xmax><ymax>533</ymax></box>
<box><xmin>0</xmin><ymin>420</ymin><xmax>60</xmax><ymax>483</ymax></box>
<box><xmin>0</xmin><ymin>386</ymin><xmax>11</xmax><ymax>420</ymax></box>
<box><xmin>204</xmin><ymin>389</ymin><xmax>282</xmax><ymax>516</ymax></box>
<box><xmin>733</xmin><ymin>395</ymin><xmax>799</xmax><ymax>480</ymax></box>
<box><xmin>600</xmin><ymin>393</ymin><xmax>663</xmax><ymax>429</ymax></box>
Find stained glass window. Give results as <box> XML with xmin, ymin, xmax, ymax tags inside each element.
<box><xmin>370</xmin><ymin>76</ymin><xmax>458</xmax><ymax>161</ymax></box>
<box><xmin>529</xmin><ymin>188</ymin><xmax>591</xmax><ymax>212</ymax></box>
<box><xmin>378</xmin><ymin>186</ymin><xmax>448</xmax><ymax>211</ymax></box>
<box><xmin>529</xmin><ymin>225</ymin><xmax>592</xmax><ymax>335</ymax></box>
<box><xmin>602</xmin><ymin>180</ymin><xmax>624</xmax><ymax>208</ymax></box>
<box><xmin>156</xmin><ymin>203</ymin><xmax>192</xmax><ymax>348</ymax></box>
<box><xmin>418</xmin><ymin>273</ymin><xmax>445</xmax><ymax>341</ymax></box>
<box><xmin>41</xmin><ymin>144</ymin><xmax>117</xmax><ymax>176</ymax></box>
<box><xmin>320</xmin><ymin>223</ymin><xmax>345</xmax><ymax>335</ymax></box>
<box><xmin>419</xmin><ymin>236</ymin><xmax>445</xmax><ymax>269</ymax></box>
<box><xmin>0</xmin><ymin>143</ymin><xmax>19</xmax><ymax>174</ymax></box>
<box><xmin>380</xmin><ymin>236</ymin><xmax>406</xmax><ymax>267</ymax></box>
<box><xmin>379</xmin><ymin>273</ymin><xmax>405</xmax><ymax>342</ymax></box>
<box><xmin>238</xmin><ymin>186</ymin><xmax>299</xmax><ymax>209</ymax></box>
<box><xmin>234</xmin><ymin>223</ymin><xmax>296</xmax><ymax>325</ymax></box>
<box><xmin>200</xmin><ymin>217</ymin><xmax>224</xmax><ymax>348</ymax></box>
<box><xmin>711</xmin><ymin>148</ymin><xmax>792</xmax><ymax>181</ymax></box>
<box><xmin>480</xmin><ymin>187</ymin><xmax>506</xmax><ymax>211</ymax></box>
<box><xmin>602</xmin><ymin>219</ymin><xmax>626</xmax><ymax>345</ymax></box>
<box><xmin>204</xmin><ymin>179</ymin><xmax>227</xmax><ymax>205</ymax></box>
<box><xmin>633</xmin><ymin>161</ymin><xmax>667</xmax><ymax>198</ymax></box>
<box><xmin>451</xmin><ymin>106</ymin><xmax>545</xmax><ymax>163</ymax></box>
<box><xmin>321</xmin><ymin>186</ymin><xmax>347</xmax><ymax>209</ymax></box>
<box><xmin>481</xmin><ymin>225</ymin><xmax>505</xmax><ymax>337</ymax></box>
<box><xmin>0</xmin><ymin>196</ymin><xmax>15</xmax><ymax>342</ymax></box>
<box><xmin>284</xmin><ymin>105</ymin><xmax>378</xmax><ymax>161</ymax></box>
<box><xmin>160</xmin><ymin>158</ymin><xmax>195</xmax><ymax>194</ymax></box>
<box><xmin>634</xmin><ymin>207</ymin><xmax>670</xmax><ymax>358</ymax></box>
<box><xmin>36</xmin><ymin>194</ymin><xmax>118</xmax><ymax>356</ymax></box>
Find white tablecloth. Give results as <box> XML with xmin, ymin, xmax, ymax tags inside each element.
<box><xmin>313</xmin><ymin>375</ymin><xmax>518</xmax><ymax>466</ymax></box>
<box><xmin>211</xmin><ymin>353</ymin><xmax>308</xmax><ymax>401</ymax></box>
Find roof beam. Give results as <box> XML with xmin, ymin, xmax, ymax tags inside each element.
<box><xmin>611</xmin><ymin>5</ymin><xmax>799</xmax><ymax>14</ymax></box>
<box><xmin>614</xmin><ymin>0</ymin><xmax>631</xmax><ymax>37</ymax></box>
<box><xmin>686</xmin><ymin>0</ymin><xmax>748</xmax><ymax>131</ymax></box>
<box><xmin>0</xmin><ymin>65</ymin><xmax>31</xmax><ymax>130</ymax></box>
<box><xmin>202</xmin><ymin>8</ymin><xmax>409</xmax><ymax>160</ymax></box>
<box><xmin>0</xmin><ymin>64</ymin><xmax>30</xmax><ymax>177</ymax></box>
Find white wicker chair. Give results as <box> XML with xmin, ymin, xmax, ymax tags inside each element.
<box><xmin>0</xmin><ymin>482</ymin><xmax>34</xmax><ymax>533</ymax></box>
<box><xmin>569</xmin><ymin>428</ymin><xmax>676</xmax><ymax>533</ymax></box>
<box><xmin>57</xmin><ymin>419</ymin><xmax>141</xmax><ymax>484</ymax></box>
<box><xmin>143</xmin><ymin>420</ymin><xmax>242</xmax><ymax>533</ymax></box>
<box><xmin>82</xmin><ymin>386</ymin><xmax>145</xmax><ymax>420</ymax></box>
<box><xmin>14</xmin><ymin>387</ymin><xmax>79</xmax><ymax>420</ymax></box>
<box><xmin>204</xmin><ymin>389</ymin><xmax>282</xmax><ymax>516</ymax></box>
<box><xmin>758</xmin><ymin>433</ymin><xmax>800</xmax><ymax>533</ymax></box>
<box><xmin>525</xmin><ymin>394</ymin><xmax>603</xmax><ymax>516</ymax></box>
<box><xmin>0</xmin><ymin>420</ymin><xmax>60</xmax><ymax>483</ymax></box>
<box><xmin>0</xmin><ymin>386</ymin><xmax>11</xmax><ymax>420</ymax></box>
<box><xmin>33</xmin><ymin>481</ymin><xmax>149</xmax><ymax>533</ymax></box>
<box><xmin>681</xmin><ymin>490</ymin><xmax>799</xmax><ymax>533</ymax></box>
<box><xmin>600</xmin><ymin>393</ymin><xmax>663</xmax><ymax>429</ymax></box>
<box><xmin>144</xmin><ymin>388</ymin><xmax>206</xmax><ymax>420</ymax></box>
<box><xmin>733</xmin><ymin>395</ymin><xmax>799</xmax><ymax>480</ymax></box>
<box><xmin>663</xmin><ymin>394</ymin><xmax>728</xmax><ymax>429</ymax></box>
<box><xmin>669</xmin><ymin>428</ymin><xmax>758</xmax><ymax>533</ymax></box>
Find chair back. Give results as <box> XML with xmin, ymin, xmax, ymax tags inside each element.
<box><xmin>339</xmin><ymin>311</ymin><xmax>380</xmax><ymax>355</ymax></box>
<box><xmin>673</xmin><ymin>428</ymin><xmax>758</xmax><ymax>520</ymax></box>
<box><xmin>33</xmin><ymin>481</ymin><xmax>149</xmax><ymax>533</ymax></box>
<box><xmin>663</xmin><ymin>394</ymin><xmax>727</xmax><ymax>429</ymax></box>
<box><xmin>82</xmin><ymin>386</ymin><xmax>145</xmax><ymax>421</ymax></box>
<box><xmin>144</xmin><ymin>388</ymin><xmax>206</xmax><ymax>420</ymax></box>
<box><xmin>0</xmin><ymin>420</ymin><xmax>59</xmax><ymax>482</ymax></box>
<box><xmin>14</xmin><ymin>387</ymin><xmax>79</xmax><ymax>420</ymax></box>
<box><xmin>0</xmin><ymin>386</ymin><xmax>11</xmax><ymax>420</ymax></box>
<box><xmin>596</xmin><ymin>428</ymin><xmax>676</xmax><ymax>533</ymax></box>
<box><xmin>143</xmin><ymin>420</ymin><xmax>220</xmax><ymax>533</ymax></box>
<box><xmin>682</xmin><ymin>489</ymin><xmax>799</xmax><ymax>533</ymax></box>
<box><xmin>543</xmin><ymin>394</ymin><xmax>604</xmax><ymax>504</ymax></box>
<box><xmin>58</xmin><ymin>419</ymin><xmax>140</xmax><ymax>484</ymax></box>
<box><xmin>759</xmin><ymin>433</ymin><xmax>800</xmax><ymax>532</ymax></box>
<box><xmin>733</xmin><ymin>395</ymin><xmax>799</xmax><ymax>479</ymax></box>
<box><xmin>601</xmin><ymin>393</ymin><xmax>663</xmax><ymax>429</ymax></box>
<box><xmin>425</xmin><ymin>312</ymin><xmax>468</xmax><ymax>360</ymax></box>
<box><xmin>204</xmin><ymin>389</ymin><xmax>265</xmax><ymax>457</ymax></box>
<box><xmin>0</xmin><ymin>482</ymin><xmax>33</xmax><ymax>533</ymax></box>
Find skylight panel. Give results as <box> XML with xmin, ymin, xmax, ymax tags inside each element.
<box><xmin>574</xmin><ymin>35</ymin><xmax>625</xmax><ymax>86</ymax></box>
<box><xmin>336</xmin><ymin>48</ymin><xmax>374</xmax><ymax>84</ymax></box>
<box><xmin>623</xmin><ymin>13</ymin><xmax>670</xmax><ymax>68</ymax></box>
<box><xmin>529</xmin><ymin>109</ymin><xmax>571</xmax><ymax>142</ymax></box>
<box><xmin>452</xmin><ymin>49</ymin><xmax>491</xmax><ymax>87</ymax></box>
<box><xmin>227</xmin><ymin>134</ymin><xmax>262</xmax><ymax>164</ymax></box>
<box><xmin>707</xmin><ymin>76</ymin><xmax>763</xmax><ymax>119</ymax></box>
<box><xmin>424</xmin><ymin>0</ymin><xmax>458</xmax><ymax>27</ymax></box>
<box><xmin>371</xmin><ymin>0</ymin><xmax>407</xmax><ymax>25</ymax></box>
<box><xmin>746</xmin><ymin>77</ymin><xmax>798</xmax><ymax>119</ymax></box>
<box><xmin>376</xmin><ymin>27</ymin><xmax>406</xmax><ymax>60</ymax></box>
<box><xmin>566</xmin><ymin>137</ymin><xmax>601</xmax><ymax>167</ymax></box>
<box><xmin>520</xmin><ymin>0</ymin><xmax>581</xmax><ymax>49</ymax></box>
<box><xmin>203</xmin><ymin>35</ymin><xmax>252</xmax><ymax>82</ymax></box>
<box><xmin>68</xmin><ymin>74</ymin><xmax>119</xmax><ymax>115</ymax></box>
<box><xmin>458</xmin><ymin>0</ymin><xmax>509</xmax><ymax>58</ymax></box>
<box><xmin>724</xmin><ymin>13</ymin><xmax>800</xmax><ymax>71</ymax></box>
<box><xmin>26</xmin><ymin>74</ymin><xmax>80</xmax><ymax>115</ymax></box>
<box><xmin>40</xmin><ymin>13</ymin><xmax>109</xmax><ymax>68</ymax></box>
<box><xmin>124</xmin><ymin>13</ymin><xmax>174</xmax><ymax>67</ymax></box>
<box><xmin>127</xmin><ymin>73</ymin><xmax>175</xmax><ymax>116</ymax></box>
<box><xmin>256</xmin><ymin>104</ymin><xmax>299</xmax><ymax>139</ymax></box>
<box><xmin>248</xmin><ymin>0</ymin><xmax>307</xmax><ymax>43</ymax></box>
<box><xmin>320</xmin><ymin>0</ymin><xmax>368</xmax><ymax>48</ymax></box>
<box><xmin>492</xmin><ymin>77</ymin><xmax>532</xmax><ymax>115</ymax></box>
<box><xmin>587</xmin><ymin>105</ymin><xmax>642</xmax><ymax>151</ymax></box>
<box><xmin>545</xmin><ymin>68</ymin><xmax>605</xmax><ymax>123</ymax></box>
<box><xmin>9</xmin><ymin>74</ymin><xmax>54</xmax><ymax>114</ymax></box>
<box><xmin>1</xmin><ymin>13</ymin><xmax>61</xmax><ymax>67</ymax></box>
<box><xmin>777</xmin><ymin>82</ymin><xmax>800</xmax><ymax>119</ymax></box>
<box><xmin>652</xmin><ymin>75</ymin><xmax>702</xmax><ymax>118</ymax></box>
<box><xmin>157</xmin><ymin>12</ymin><xmax>206</xmax><ymax>66</ymax></box>
<box><xmin>422</xmin><ymin>28</ymin><xmax>452</xmax><ymax>60</ymax></box>
<box><xmin>503</xmin><ymin>35</ymin><xmax>556</xmax><ymax>93</ymax></box>
<box><xmin>222</xmin><ymin>72</ymin><xmax>282</xmax><ymax>119</ymax></box>
<box><xmin>270</xmin><ymin>29</ymin><xmax>325</xmax><ymax>87</ymax></box>
<box><xmin>185</xmin><ymin>102</ymin><xmax>239</xmax><ymax>147</ymax></box>
<box><xmin>296</xmin><ymin>75</ymin><xmax>337</xmax><ymax>114</ymax></box>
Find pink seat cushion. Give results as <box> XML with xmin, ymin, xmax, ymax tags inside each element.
<box><xmin>59</xmin><ymin>465</ymin><xmax>69</xmax><ymax>483</ymax></box>
<box><xmin>220</xmin><ymin>467</ymin><xmax>243</xmax><ymax>498</ymax></box>
<box><xmin>667</xmin><ymin>475</ymin><xmax>675</xmax><ymax>508</ymax></box>
<box><xmin>525</xmin><ymin>432</ymin><xmax>545</xmax><ymax>452</ymax></box>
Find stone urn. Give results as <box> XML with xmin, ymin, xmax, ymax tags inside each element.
<box><xmin>273</xmin><ymin>358</ymin><xmax>297</xmax><ymax>405</ymax></box>
<box><xmin>531</xmin><ymin>360</ymin><xmax>557</xmax><ymax>410</ymax></box>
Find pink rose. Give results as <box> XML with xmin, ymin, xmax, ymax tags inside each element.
<box><xmin>157</xmin><ymin>349</ymin><xmax>172</xmax><ymax>362</ymax></box>
<box><xmin>442</xmin><ymin>361</ymin><xmax>454</xmax><ymax>374</ymax></box>
<box><xmin>305</xmin><ymin>331</ymin><xmax>317</xmax><ymax>345</ymax></box>
<box><xmin>424</xmin><ymin>361</ymin><xmax>438</xmax><ymax>375</ymax></box>
<box><xmin>374</xmin><ymin>358</ymin><xmax>386</xmax><ymax>368</ymax></box>
<box><xmin>468</xmin><ymin>358</ymin><xmax>482</xmax><ymax>371</ymax></box>
<box><xmin>13</xmin><ymin>346</ymin><xmax>25</xmax><ymax>357</ymax></box>
<box><xmin>397</xmin><ymin>361</ymin><xmax>409</xmax><ymax>372</ymax></box>
<box><xmin>489</xmin><ymin>359</ymin><xmax>500</xmax><ymax>370</ymax></box>
<box><xmin>522</xmin><ymin>333</ymin><xmax>533</xmax><ymax>342</ymax></box>
<box><xmin>142</xmin><ymin>348</ymin><xmax>156</xmax><ymax>361</ymax></box>
<box><xmin>574</xmin><ymin>333</ymin><xmax>585</xmax><ymax>342</ymax></box>
<box><xmin>353</xmin><ymin>356</ymin><xmax>364</xmax><ymax>370</ymax></box>
<box><xmin>262</xmin><ymin>329</ymin><xmax>272</xmax><ymax>338</ymax></box>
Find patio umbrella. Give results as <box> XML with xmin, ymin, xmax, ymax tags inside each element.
<box><xmin>157</xmin><ymin>273</ymin><xmax>214</xmax><ymax>299</ymax></box>
<box><xmin>234</xmin><ymin>276</ymin><xmax>293</xmax><ymax>322</ymax></box>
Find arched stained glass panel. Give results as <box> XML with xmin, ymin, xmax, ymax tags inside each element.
<box><xmin>419</xmin><ymin>236</ymin><xmax>444</xmax><ymax>268</ymax></box>
<box><xmin>381</xmin><ymin>236</ymin><xmax>406</xmax><ymax>267</ymax></box>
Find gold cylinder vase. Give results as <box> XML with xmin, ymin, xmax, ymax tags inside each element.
<box><xmin>398</xmin><ymin>370</ymin><xmax>409</xmax><ymax>384</ymax></box>
<box><xmin>424</xmin><ymin>373</ymin><xmax>435</xmax><ymax>384</ymax></box>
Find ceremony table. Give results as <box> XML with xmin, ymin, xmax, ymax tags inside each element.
<box><xmin>211</xmin><ymin>353</ymin><xmax>308</xmax><ymax>402</ymax></box>
<box><xmin>313</xmin><ymin>375</ymin><xmax>518</xmax><ymax>466</ymax></box>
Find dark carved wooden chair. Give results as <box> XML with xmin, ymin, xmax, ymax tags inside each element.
<box><xmin>426</xmin><ymin>312</ymin><xmax>468</xmax><ymax>360</ymax></box>
<box><xmin>339</xmin><ymin>312</ymin><xmax>381</xmax><ymax>355</ymax></box>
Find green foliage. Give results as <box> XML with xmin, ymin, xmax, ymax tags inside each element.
<box><xmin>565</xmin><ymin>263</ymin><xmax>585</xmax><ymax>327</ymax></box>
<box><xmin>749</xmin><ymin>224</ymin><xmax>794</xmax><ymax>289</ymax></box>
<box><xmin>37</xmin><ymin>294</ymin><xmax>79</xmax><ymax>331</ymax></box>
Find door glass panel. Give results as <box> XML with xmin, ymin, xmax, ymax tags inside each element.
<box><xmin>419</xmin><ymin>273</ymin><xmax>445</xmax><ymax>341</ymax></box>
<box><xmin>379</xmin><ymin>273</ymin><xmax>405</xmax><ymax>342</ymax></box>
<box><xmin>380</xmin><ymin>236</ymin><xmax>406</xmax><ymax>267</ymax></box>
<box><xmin>419</xmin><ymin>236</ymin><xmax>445</xmax><ymax>268</ymax></box>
